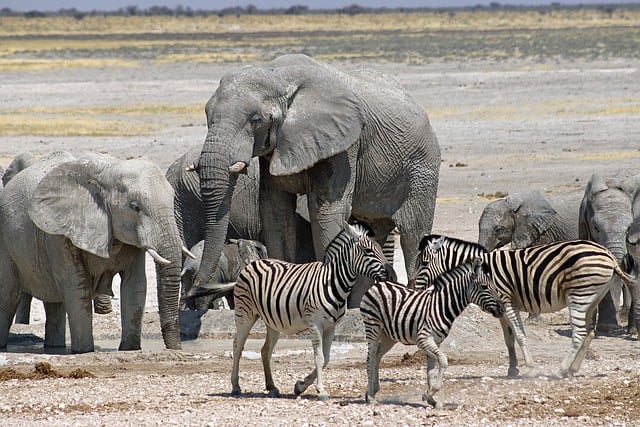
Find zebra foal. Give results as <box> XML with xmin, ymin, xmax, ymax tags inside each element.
<box><xmin>417</xmin><ymin>235</ymin><xmax>637</xmax><ymax>378</ymax></box>
<box><xmin>360</xmin><ymin>258</ymin><xmax>505</xmax><ymax>408</ymax></box>
<box><xmin>229</xmin><ymin>222</ymin><xmax>391</xmax><ymax>400</ymax></box>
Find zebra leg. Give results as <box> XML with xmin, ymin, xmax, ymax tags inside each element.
<box><xmin>315</xmin><ymin>326</ymin><xmax>336</xmax><ymax>401</ymax></box>
<box><xmin>499</xmin><ymin>317</ymin><xmax>519</xmax><ymax>377</ymax></box>
<box><xmin>558</xmin><ymin>301</ymin><xmax>597</xmax><ymax>378</ymax></box>
<box><xmin>294</xmin><ymin>323</ymin><xmax>323</xmax><ymax>398</ymax></box>
<box><xmin>261</xmin><ymin>327</ymin><xmax>281</xmax><ymax>397</ymax></box>
<box><xmin>503</xmin><ymin>304</ymin><xmax>535</xmax><ymax>375</ymax></box>
<box><xmin>418</xmin><ymin>334</ymin><xmax>446</xmax><ymax>409</ymax></box>
<box><xmin>231</xmin><ymin>313</ymin><xmax>258</xmax><ymax>396</ymax></box>
<box><xmin>365</xmin><ymin>330</ymin><xmax>395</xmax><ymax>402</ymax></box>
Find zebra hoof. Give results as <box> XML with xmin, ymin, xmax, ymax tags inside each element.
<box><xmin>507</xmin><ymin>367</ymin><xmax>519</xmax><ymax>378</ymax></box>
<box><xmin>231</xmin><ymin>388</ymin><xmax>242</xmax><ymax>397</ymax></box>
<box><xmin>267</xmin><ymin>388</ymin><xmax>280</xmax><ymax>398</ymax></box>
<box><xmin>317</xmin><ymin>393</ymin><xmax>330</xmax><ymax>401</ymax></box>
<box><xmin>294</xmin><ymin>380</ymin><xmax>306</xmax><ymax>396</ymax></box>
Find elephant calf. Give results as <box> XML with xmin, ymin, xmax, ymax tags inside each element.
<box><xmin>179</xmin><ymin>239</ymin><xmax>268</xmax><ymax>340</ymax></box>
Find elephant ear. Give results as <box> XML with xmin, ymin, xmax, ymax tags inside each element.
<box><xmin>237</xmin><ymin>239</ymin><xmax>268</xmax><ymax>263</ymax></box>
<box><xmin>524</xmin><ymin>194</ymin><xmax>557</xmax><ymax>235</ymax></box>
<box><xmin>28</xmin><ymin>160</ymin><xmax>112</xmax><ymax>258</ymax></box>
<box><xmin>269</xmin><ymin>66</ymin><xmax>366</xmax><ymax>176</ymax></box>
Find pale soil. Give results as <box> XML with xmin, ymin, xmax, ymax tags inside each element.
<box><xmin>0</xmin><ymin>57</ymin><xmax>639</xmax><ymax>426</ymax></box>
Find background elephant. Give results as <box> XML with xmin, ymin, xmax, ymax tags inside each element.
<box><xmin>165</xmin><ymin>145</ymin><xmax>314</xmax><ymax>261</ymax></box>
<box><xmin>0</xmin><ymin>151</ymin><xmax>184</xmax><ymax>352</ymax></box>
<box><xmin>579</xmin><ymin>172</ymin><xmax>640</xmax><ymax>335</ymax></box>
<box><xmin>179</xmin><ymin>238</ymin><xmax>268</xmax><ymax>340</ymax></box>
<box><xmin>625</xmin><ymin>221</ymin><xmax>640</xmax><ymax>335</ymax></box>
<box><xmin>2</xmin><ymin>152</ymin><xmax>114</xmax><ymax>324</ymax></box>
<box><xmin>193</xmin><ymin>54</ymin><xmax>440</xmax><ymax>306</ymax></box>
<box><xmin>478</xmin><ymin>189</ymin><xmax>582</xmax><ymax>251</ymax></box>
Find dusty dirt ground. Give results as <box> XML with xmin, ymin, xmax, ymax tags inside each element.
<box><xmin>1</xmin><ymin>56</ymin><xmax>639</xmax><ymax>426</ymax></box>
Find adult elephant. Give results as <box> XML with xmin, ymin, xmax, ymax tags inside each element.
<box><xmin>478</xmin><ymin>189</ymin><xmax>582</xmax><ymax>251</ymax></box>
<box><xmin>625</xmin><ymin>221</ymin><xmax>640</xmax><ymax>335</ymax></box>
<box><xmin>192</xmin><ymin>54</ymin><xmax>440</xmax><ymax>300</ymax></box>
<box><xmin>3</xmin><ymin>152</ymin><xmax>114</xmax><ymax>324</ymax></box>
<box><xmin>0</xmin><ymin>151</ymin><xmax>185</xmax><ymax>352</ymax></box>
<box><xmin>579</xmin><ymin>172</ymin><xmax>640</xmax><ymax>335</ymax></box>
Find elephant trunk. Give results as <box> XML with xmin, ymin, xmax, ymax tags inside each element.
<box><xmin>153</xmin><ymin>207</ymin><xmax>185</xmax><ymax>350</ymax></box>
<box><xmin>194</xmin><ymin>143</ymin><xmax>239</xmax><ymax>292</ymax></box>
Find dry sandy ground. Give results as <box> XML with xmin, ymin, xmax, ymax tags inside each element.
<box><xmin>0</xmin><ymin>57</ymin><xmax>639</xmax><ymax>425</ymax></box>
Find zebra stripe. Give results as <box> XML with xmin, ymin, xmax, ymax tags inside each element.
<box><xmin>230</xmin><ymin>221</ymin><xmax>390</xmax><ymax>399</ymax></box>
<box><xmin>417</xmin><ymin>235</ymin><xmax>635</xmax><ymax>378</ymax></box>
<box><xmin>360</xmin><ymin>258</ymin><xmax>504</xmax><ymax>407</ymax></box>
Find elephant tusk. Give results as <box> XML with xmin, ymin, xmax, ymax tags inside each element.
<box><xmin>229</xmin><ymin>161</ymin><xmax>246</xmax><ymax>173</ymax></box>
<box><xmin>182</xmin><ymin>245</ymin><xmax>196</xmax><ymax>260</ymax></box>
<box><xmin>147</xmin><ymin>248</ymin><xmax>171</xmax><ymax>265</ymax></box>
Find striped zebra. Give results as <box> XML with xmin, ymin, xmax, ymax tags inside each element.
<box><xmin>229</xmin><ymin>221</ymin><xmax>391</xmax><ymax>400</ymax></box>
<box><xmin>360</xmin><ymin>258</ymin><xmax>505</xmax><ymax>408</ymax></box>
<box><xmin>418</xmin><ymin>235</ymin><xmax>637</xmax><ymax>378</ymax></box>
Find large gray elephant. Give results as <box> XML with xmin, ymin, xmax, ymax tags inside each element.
<box><xmin>579</xmin><ymin>172</ymin><xmax>640</xmax><ymax>335</ymax></box>
<box><xmin>478</xmin><ymin>189</ymin><xmax>582</xmax><ymax>251</ymax></box>
<box><xmin>0</xmin><ymin>151</ymin><xmax>185</xmax><ymax>352</ymax></box>
<box><xmin>193</xmin><ymin>54</ymin><xmax>440</xmax><ymax>299</ymax></box>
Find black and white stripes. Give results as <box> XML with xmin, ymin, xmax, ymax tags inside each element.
<box><xmin>360</xmin><ymin>258</ymin><xmax>504</xmax><ymax>407</ymax></box>
<box><xmin>230</xmin><ymin>221</ymin><xmax>391</xmax><ymax>399</ymax></box>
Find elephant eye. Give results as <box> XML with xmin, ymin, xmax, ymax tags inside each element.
<box><xmin>129</xmin><ymin>201</ymin><xmax>141</xmax><ymax>213</ymax></box>
<box><xmin>249</xmin><ymin>113</ymin><xmax>263</xmax><ymax>127</ymax></box>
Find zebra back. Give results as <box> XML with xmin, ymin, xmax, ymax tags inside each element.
<box><xmin>415</xmin><ymin>234</ymin><xmax>487</xmax><ymax>289</ymax></box>
<box><xmin>361</xmin><ymin>258</ymin><xmax>504</xmax><ymax>346</ymax></box>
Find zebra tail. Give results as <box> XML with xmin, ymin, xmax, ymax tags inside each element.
<box><xmin>614</xmin><ymin>258</ymin><xmax>638</xmax><ymax>283</ymax></box>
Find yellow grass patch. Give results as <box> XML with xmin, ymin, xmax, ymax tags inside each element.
<box><xmin>154</xmin><ymin>52</ymin><xmax>262</xmax><ymax>63</ymax></box>
<box><xmin>0</xmin><ymin>58</ymin><xmax>139</xmax><ymax>72</ymax></box>
<box><xmin>0</xmin><ymin>114</ymin><xmax>153</xmax><ymax>136</ymax></box>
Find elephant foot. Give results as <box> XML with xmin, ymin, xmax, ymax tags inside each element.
<box><xmin>595</xmin><ymin>323</ymin><xmax>623</xmax><ymax>337</ymax></box>
<box><xmin>267</xmin><ymin>388</ymin><xmax>280</xmax><ymax>398</ymax></box>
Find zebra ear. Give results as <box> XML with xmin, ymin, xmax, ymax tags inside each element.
<box><xmin>430</xmin><ymin>235</ymin><xmax>445</xmax><ymax>252</ymax></box>
<box><xmin>471</xmin><ymin>257</ymin><xmax>484</xmax><ymax>276</ymax></box>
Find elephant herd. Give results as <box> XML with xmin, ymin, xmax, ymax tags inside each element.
<box><xmin>0</xmin><ymin>53</ymin><xmax>637</xmax><ymax>357</ymax></box>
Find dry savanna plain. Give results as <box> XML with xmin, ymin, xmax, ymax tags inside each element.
<box><xmin>0</xmin><ymin>8</ymin><xmax>639</xmax><ymax>426</ymax></box>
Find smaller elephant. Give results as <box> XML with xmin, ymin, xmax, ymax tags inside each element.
<box><xmin>626</xmin><ymin>221</ymin><xmax>640</xmax><ymax>336</ymax></box>
<box><xmin>478</xmin><ymin>189</ymin><xmax>582</xmax><ymax>251</ymax></box>
<box><xmin>2</xmin><ymin>152</ymin><xmax>113</xmax><ymax>324</ymax></box>
<box><xmin>179</xmin><ymin>239</ymin><xmax>268</xmax><ymax>340</ymax></box>
<box><xmin>579</xmin><ymin>172</ymin><xmax>640</xmax><ymax>335</ymax></box>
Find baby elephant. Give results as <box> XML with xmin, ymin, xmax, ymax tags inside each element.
<box><xmin>179</xmin><ymin>239</ymin><xmax>268</xmax><ymax>340</ymax></box>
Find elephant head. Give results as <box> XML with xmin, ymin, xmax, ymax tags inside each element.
<box><xmin>27</xmin><ymin>155</ymin><xmax>184</xmax><ymax>349</ymax></box>
<box><xmin>2</xmin><ymin>152</ymin><xmax>36</xmax><ymax>186</ymax></box>
<box><xmin>579</xmin><ymin>173</ymin><xmax>640</xmax><ymax>262</ymax></box>
<box><xmin>195</xmin><ymin>54</ymin><xmax>366</xmax><ymax>288</ymax></box>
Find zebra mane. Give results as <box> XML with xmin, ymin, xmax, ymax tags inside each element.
<box><xmin>429</xmin><ymin>258</ymin><xmax>483</xmax><ymax>291</ymax></box>
<box><xmin>419</xmin><ymin>234</ymin><xmax>487</xmax><ymax>253</ymax></box>
<box><xmin>323</xmin><ymin>221</ymin><xmax>374</xmax><ymax>263</ymax></box>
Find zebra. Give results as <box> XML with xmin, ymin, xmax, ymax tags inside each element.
<box><xmin>227</xmin><ymin>221</ymin><xmax>391</xmax><ymax>400</ymax></box>
<box><xmin>417</xmin><ymin>235</ymin><xmax>637</xmax><ymax>378</ymax></box>
<box><xmin>360</xmin><ymin>257</ymin><xmax>505</xmax><ymax>408</ymax></box>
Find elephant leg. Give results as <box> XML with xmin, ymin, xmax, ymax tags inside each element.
<box><xmin>118</xmin><ymin>255</ymin><xmax>147</xmax><ymax>351</ymax></box>
<box><xmin>93</xmin><ymin>293</ymin><xmax>113</xmax><ymax>315</ymax></box>
<box><xmin>43</xmin><ymin>302</ymin><xmax>66</xmax><ymax>349</ymax></box>
<box><xmin>596</xmin><ymin>289</ymin><xmax>620</xmax><ymax>335</ymax></box>
<box><xmin>0</xmin><ymin>260</ymin><xmax>21</xmax><ymax>349</ymax></box>
<box><xmin>627</xmin><ymin>278</ymin><xmax>640</xmax><ymax>336</ymax></box>
<box><xmin>261</xmin><ymin>327</ymin><xmax>281</xmax><ymax>397</ymax></box>
<box><xmin>14</xmin><ymin>292</ymin><xmax>33</xmax><ymax>324</ymax></box>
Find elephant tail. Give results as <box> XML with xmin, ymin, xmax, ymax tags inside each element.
<box><xmin>186</xmin><ymin>281</ymin><xmax>236</xmax><ymax>301</ymax></box>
